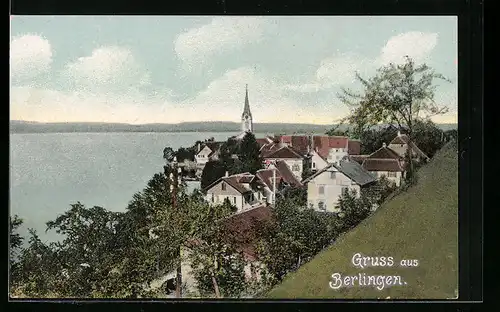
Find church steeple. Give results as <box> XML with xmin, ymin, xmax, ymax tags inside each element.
<box><xmin>241</xmin><ymin>84</ymin><xmax>253</xmax><ymax>133</ymax></box>
<box><xmin>243</xmin><ymin>84</ymin><xmax>252</xmax><ymax>118</ymax></box>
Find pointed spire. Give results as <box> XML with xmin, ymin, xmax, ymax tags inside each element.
<box><xmin>243</xmin><ymin>84</ymin><xmax>251</xmax><ymax>117</ymax></box>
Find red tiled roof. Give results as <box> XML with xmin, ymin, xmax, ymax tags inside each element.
<box><xmin>362</xmin><ymin>159</ymin><xmax>404</xmax><ymax>172</ymax></box>
<box><xmin>223</xmin><ymin>205</ymin><xmax>273</xmax><ymax>261</ymax></box>
<box><xmin>279</xmin><ymin>135</ymin><xmax>292</xmax><ymax>144</ymax></box>
<box><xmin>312</xmin><ymin>136</ymin><xmax>349</xmax><ymax>159</ymax></box>
<box><xmin>256</xmin><ymin>161</ymin><xmax>303</xmax><ymax>192</ymax></box>
<box><xmin>274</xmin><ymin>160</ymin><xmax>303</xmax><ymax>187</ymax></box>
<box><xmin>348</xmin><ymin>140</ymin><xmax>361</xmax><ymax>155</ymax></box>
<box><xmin>290</xmin><ymin>135</ymin><xmax>311</xmax><ymax>156</ymax></box>
<box><xmin>261</xmin><ymin>144</ymin><xmax>304</xmax><ymax>159</ymax></box>
<box><xmin>368</xmin><ymin>146</ymin><xmax>402</xmax><ymax>160</ymax></box>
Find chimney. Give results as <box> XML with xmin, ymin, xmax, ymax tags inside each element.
<box><xmin>383</xmin><ymin>142</ymin><xmax>387</xmax><ymax>148</ymax></box>
<box><xmin>397</xmin><ymin>130</ymin><xmax>402</xmax><ymax>137</ymax></box>
<box><xmin>225</xmin><ymin>171</ymin><xmax>229</xmax><ymax>177</ymax></box>
<box><xmin>197</xmin><ymin>143</ymin><xmax>201</xmax><ymax>153</ymax></box>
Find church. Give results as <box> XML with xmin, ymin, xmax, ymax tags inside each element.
<box><xmin>235</xmin><ymin>84</ymin><xmax>254</xmax><ymax>140</ymax></box>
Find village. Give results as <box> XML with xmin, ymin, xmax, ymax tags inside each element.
<box><xmin>158</xmin><ymin>85</ymin><xmax>432</xmax><ymax>296</ymax></box>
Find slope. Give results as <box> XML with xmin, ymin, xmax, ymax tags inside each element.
<box><xmin>266</xmin><ymin>142</ymin><xmax>458</xmax><ymax>299</ymax></box>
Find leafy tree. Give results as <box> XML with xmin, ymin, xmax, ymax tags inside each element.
<box><xmin>358</xmin><ymin>125</ymin><xmax>399</xmax><ymax>155</ymax></box>
<box><xmin>12</xmin><ymin>229</ymin><xmax>64</xmax><ymax>297</ymax></box>
<box><xmin>338</xmin><ymin>56</ymin><xmax>450</xmax><ymax>182</ymax></box>
<box><xmin>411</xmin><ymin>119</ymin><xmax>445</xmax><ymax>158</ymax></box>
<box><xmin>444</xmin><ymin>129</ymin><xmax>458</xmax><ymax>143</ymax></box>
<box><xmin>336</xmin><ymin>189</ymin><xmax>372</xmax><ymax>232</ymax></box>
<box><xmin>10</xmin><ymin>215</ymin><xmax>24</xmax><ymax>292</ymax></box>
<box><xmin>175</xmin><ymin>147</ymin><xmax>196</xmax><ymax>163</ymax></box>
<box><xmin>256</xmin><ymin>190</ymin><xmax>337</xmax><ymax>285</ymax></box>
<box><xmin>238</xmin><ymin>132</ymin><xmax>263</xmax><ymax>174</ymax></box>
<box><xmin>219</xmin><ymin>138</ymin><xmax>240</xmax><ymax>165</ymax></box>
<box><xmin>187</xmin><ymin>203</ymin><xmax>247</xmax><ymax>298</ymax></box>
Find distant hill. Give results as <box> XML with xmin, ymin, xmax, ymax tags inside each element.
<box><xmin>9</xmin><ymin>120</ymin><xmax>457</xmax><ymax>134</ymax></box>
<box><xmin>266</xmin><ymin>142</ymin><xmax>458</xmax><ymax>299</ymax></box>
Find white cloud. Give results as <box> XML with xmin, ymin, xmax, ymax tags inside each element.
<box><xmin>10</xmin><ymin>34</ymin><xmax>53</xmax><ymax>82</ymax></box>
<box><xmin>379</xmin><ymin>31</ymin><xmax>438</xmax><ymax>65</ymax></box>
<box><xmin>174</xmin><ymin>17</ymin><xmax>266</xmax><ymax>69</ymax></box>
<box><xmin>284</xmin><ymin>53</ymin><xmax>374</xmax><ymax>93</ymax></box>
<box><xmin>11</xmin><ymin>67</ymin><xmax>340</xmax><ymax>125</ymax></box>
<box><xmin>63</xmin><ymin>46</ymin><xmax>150</xmax><ymax>90</ymax></box>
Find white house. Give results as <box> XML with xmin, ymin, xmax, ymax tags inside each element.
<box><xmin>303</xmin><ymin>157</ymin><xmax>377</xmax><ymax>213</ymax></box>
<box><xmin>203</xmin><ymin>172</ymin><xmax>267</xmax><ymax>212</ymax></box>
<box><xmin>361</xmin><ymin>143</ymin><xmax>406</xmax><ymax>187</ymax></box>
<box><xmin>194</xmin><ymin>141</ymin><xmax>223</xmax><ymax>176</ymax></box>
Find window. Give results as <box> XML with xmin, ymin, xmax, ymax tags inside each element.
<box><xmin>330</xmin><ymin>171</ymin><xmax>336</xmax><ymax>179</ymax></box>
<box><xmin>318</xmin><ymin>201</ymin><xmax>326</xmax><ymax>211</ymax></box>
<box><xmin>233</xmin><ymin>197</ymin><xmax>237</xmax><ymax>204</ymax></box>
<box><xmin>387</xmin><ymin>172</ymin><xmax>397</xmax><ymax>178</ymax></box>
<box><xmin>258</xmin><ymin>192</ymin><xmax>261</xmax><ymax>200</ymax></box>
<box><xmin>292</xmin><ymin>164</ymin><xmax>300</xmax><ymax>171</ymax></box>
<box><xmin>312</xmin><ymin>162</ymin><xmax>316</xmax><ymax>169</ymax></box>
<box><xmin>342</xmin><ymin>186</ymin><xmax>349</xmax><ymax>194</ymax></box>
<box><xmin>221</xmin><ymin>183</ymin><xmax>226</xmax><ymax>191</ymax></box>
<box><xmin>319</xmin><ymin>185</ymin><xmax>325</xmax><ymax>195</ymax></box>
<box><xmin>211</xmin><ymin>193</ymin><xmax>214</xmax><ymax>202</ymax></box>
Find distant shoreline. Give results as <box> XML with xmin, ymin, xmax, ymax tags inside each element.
<box><xmin>9</xmin><ymin>120</ymin><xmax>458</xmax><ymax>134</ymax></box>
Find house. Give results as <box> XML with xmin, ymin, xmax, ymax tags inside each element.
<box><xmin>260</xmin><ymin>143</ymin><xmax>306</xmax><ymax>181</ymax></box>
<box><xmin>256</xmin><ymin>160</ymin><xmax>304</xmax><ymax>205</ymax></box>
<box><xmin>203</xmin><ymin>172</ymin><xmax>267</xmax><ymax>212</ymax></box>
<box><xmin>303</xmin><ymin>157</ymin><xmax>377</xmax><ymax>213</ymax></box>
<box><xmin>361</xmin><ymin>143</ymin><xmax>406</xmax><ymax>187</ymax></box>
<box><xmin>163</xmin><ymin>205</ymin><xmax>273</xmax><ymax>297</ymax></box>
<box><xmin>194</xmin><ymin>141</ymin><xmax>223</xmax><ymax>176</ymax></box>
<box><xmin>388</xmin><ymin>131</ymin><xmax>430</xmax><ymax>162</ymax></box>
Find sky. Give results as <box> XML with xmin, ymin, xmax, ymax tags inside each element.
<box><xmin>10</xmin><ymin>16</ymin><xmax>458</xmax><ymax>125</ymax></box>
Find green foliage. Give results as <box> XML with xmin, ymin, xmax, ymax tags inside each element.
<box><xmin>411</xmin><ymin>119</ymin><xmax>446</xmax><ymax>158</ymax></box>
<box><xmin>187</xmin><ymin>203</ymin><xmax>247</xmax><ymax>297</ymax></box>
<box><xmin>219</xmin><ymin>138</ymin><xmax>240</xmax><ymax>165</ymax></box>
<box><xmin>200</xmin><ymin>160</ymin><xmax>228</xmax><ymax>190</ymax></box>
<box><xmin>339</xmin><ymin>57</ymin><xmax>450</xmax><ymax>134</ymax></box>
<box><xmin>238</xmin><ymin>132</ymin><xmax>263</xmax><ymax>174</ymax></box>
<box><xmin>256</xmin><ymin>190</ymin><xmax>339</xmax><ymax>285</ymax></box>
<box><xmin>358</xmin><ymin>126</ymin><xmax>399</xmax><ymax>154</ymax></box>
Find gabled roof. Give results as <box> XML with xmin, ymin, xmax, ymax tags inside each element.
<box><xmin>204</xmin><ymin>173</ymin><xmax>256</xmax><ymax>194</ymax></box>
<box><xmin>312</xmin><ymin>136</ymin><xmax>349</xmax><ymax>159</ymax></box>
<box><xmin>256</xmin><ymin>137</ymin><xmax>273</xmax><ymax>148</ymax></box>
<box><xmin>261</xmin><ymin>144</ymin><xmax>304</xmax><ymax>159</ymax></box>
<box><xmin>223</xmin><ymin>205</ymin><xmax>272</xmax><ymax>261</ymax></box>
<box><xmin>303</xmin><ymin>158</ymin><xmax>376</xmax><ymax>186</ymax></box>
<box><xmin>367</xmin><ymin>145</ymin><xmax>402</xmax><ymax>160</ymax></box>
<box><xmin>362</xmin><ymin>158</ymin><xmax>405</xmax><ymax>172</ymax></box>
<box><xmin>256</xmin><ymin>160</ymin><xmax>303</xmax><ymax>192</ymax></box>
<box><xmin>349</xmin><ymin>155</ymin><xmax>369</xmax><ymax>164</ymax></box>
<box><xmin>186</xmin><ymin>205</ymin><xmax>272</xmax><ymax>262</ymax></box>
<box><xmin>197</xmin><ymin>141</ymin><xmax>223</xmax><ymax>157</ymax></box>
<box><xmin>389</xmin><ymin>134</ymin><xmax>429</xmax><ymax>160</ymax></box>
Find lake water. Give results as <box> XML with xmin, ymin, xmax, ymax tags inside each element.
<box><xmin>9</xmin><ymin>132</ymin><xmax>269</xmax><ymax>243</ymax></box>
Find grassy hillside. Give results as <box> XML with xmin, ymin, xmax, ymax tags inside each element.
<box><xmin>266</xmin><ymin>142</ymin><xmax>458</xmax><ymax>299</ymax></box>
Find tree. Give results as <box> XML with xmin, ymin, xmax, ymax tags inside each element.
<box><xmin>335</xmin><ymin>189</ymin><xmax>371</xmax><ymax>232</ymax></box>
<box><xmin>10</xmin><ymin>215</ymin><xmax>24</xmax><ymax>292</ymax></box>
<box><xmin>200</xmin><ymin>160</ymin><xmax>228</xmax><ymax>190</ymax></box>
<box><xmin>238</xmin><ymin>132</ymin><xmax>263</xmax><ymax>174</ymax></box>
<box><xmin>411</xmin><ymin>119</ymin><xmax>445</xmax><ymax>158</ymax></box>
<box><xmin>187</xmin><ymin>203</ymin><xmax>247</xmax><ymax>298</ymax></box>
<box><xmin>358</xmin><ymin>125</ymin><xmax>399</xmax><ymax>155</ymax></box>
<box><xmin>256</xmin><ymin>189</ymin><xmax>336</xmax><ymax>285</ymax></box>
<box><xmin>338</xmin><ymin>56</ymin><xmax>450</xmax><ymax>183</ymax></box>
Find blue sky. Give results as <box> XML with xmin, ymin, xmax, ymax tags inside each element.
<box><xmin>10</xmin><ymin>16</ymin><xmax>457</xmax><ymax>124</ymax></box>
